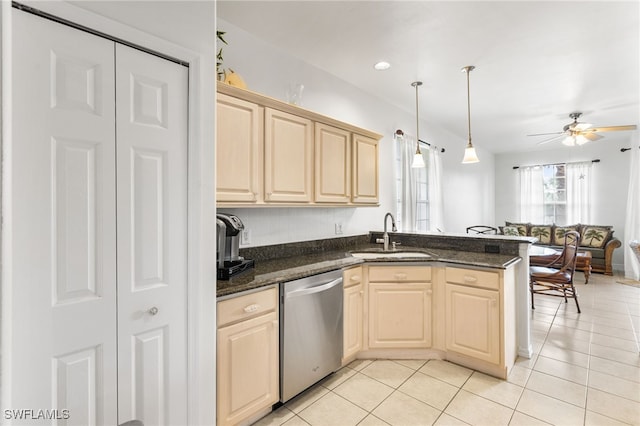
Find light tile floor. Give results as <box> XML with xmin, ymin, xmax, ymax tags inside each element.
<box><xmin>254</xmin><ymin>273</ymin><xmax>640</xmax><ymax>426</ymax></box>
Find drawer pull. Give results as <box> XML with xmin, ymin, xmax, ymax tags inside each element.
<box><xmin>351</xmin><ymin>275</ymin><xmax>361</xmax><ymax>281</ymax></box>
<box><xmin>463</xmin><ymin>275</ymin><xmax>478</xmax><ymax>283</ymax></box>
<box><xmin>243</xmin><ymin>304</ymin><xmax>260</xmax><ymax>313</ymax></box>
<box><xmin>394</xmin><ymin>273</ymin><xmax>408</xmax><ymax>280</ymax></box>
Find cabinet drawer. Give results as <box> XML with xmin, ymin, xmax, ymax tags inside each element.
<box><xmin>218</xmin><ymin>286</ymin><xmax>278</xmax><ymax>327</ymax></box>
<box><xmin>343</xmin><ymin>266</ymin><xmax>363</xmax><ymax>288</ymax></box>
<box><xmin>445</xmin><ymin>267</ymin><xmax>499</xmax><ymax>290</ymax></box>
<box><xmin>368</xmin><ymin>266</ymin><xmax>431</xmax><ymax>282</ymax></box>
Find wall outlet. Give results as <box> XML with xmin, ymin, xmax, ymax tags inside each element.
<box><xmin>334</xmin><ymin>223</ymin><xmax>343</xmax><ymax>235</ymax></box>
<box><xmin>241</xmin><ymin>229</ymin><xmax>251</xmax><ymax>245</ymax></box>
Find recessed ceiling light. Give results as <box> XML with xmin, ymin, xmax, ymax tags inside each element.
<box><xmin>374</xmin><ymin>61</ymin><xmax>391</xmax><ymax>70</ymax></box>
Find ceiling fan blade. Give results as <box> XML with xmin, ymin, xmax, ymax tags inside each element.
<box><xmin>587</xmin><ymin>125</ymin><xmax>637</xmax><ymax>132</ymax></box>
<box><xmin>573</xmin><ymin>122</ymin><xmax>592</xmax><ymax>131</ymax></box>
<box><xmin>582</xmin><ymin>133</ymin><xmax>603</xmax><ymax>141</ymax></box>
<box><xmin>536</xmin><ymin>134</ymin><xmax>564</xmax><ymax>145</ymax></box>
<box><xmin>527</xmin><ymin>131</ymin><xmax>563</xmax><ymax>137</ymax></box>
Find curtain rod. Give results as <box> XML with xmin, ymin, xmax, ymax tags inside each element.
<box><xmin>512</xmin><ymin>159</ymin><xmax>600</xmax><ymax>170</ymax></box>
<box><xmin>394</xmin><ymin>129</ymin><xmax>445</xmax><ymax>153</ymax></box>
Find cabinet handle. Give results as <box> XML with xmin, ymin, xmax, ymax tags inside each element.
<box><xmin>359</xmin><ymin>290</ymin><xmax>364</xmax><ymax>295</ymax></box>
<box><xmin>244</xmin><ymin>304</ymin><xmax>260</xmax><ymax>313</ymax></box>
<box><xmin>491</xmin><ymin>299</ymin><xmax>497</xmax><ymax>306</ymax></box>
<box><xmin>351</xmin><ymin>275</ymin><xmax>361</xmax><ymax>281</ymax></box>
<box><xmin>426</xmin><ymin>289</ymin><xmax>433</xmax><ymax>295</ymax></box>
<box><xmin>147</xmin><ymin>306</ymin><xmax>159</xmax><ymax>316</ymax></box>
<box><xmin>463</xmin><ymin>275</ymin><xmax>478</xmax><ymax>283</ymax></box>
<box><xmin>394</xmin><ymin>273</ymin><xmax>407</xmax><ymax>280</ymax></box>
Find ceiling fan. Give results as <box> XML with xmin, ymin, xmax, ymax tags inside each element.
<box><xmin>528</xmin><ymin>112</ymin><xmax>637</xmax><ymax>146</ymax></box>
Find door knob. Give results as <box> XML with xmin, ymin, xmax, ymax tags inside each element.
<box><xmin>147</xmin><ymin>306</ymin><xmax>159</xmax><ymax>316</ymax></box>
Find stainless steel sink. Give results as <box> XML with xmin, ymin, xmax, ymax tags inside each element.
<box><xmin>350</xmin><ymin>251</ymin><xmax>431</xmax><ymax>259</ymax></box>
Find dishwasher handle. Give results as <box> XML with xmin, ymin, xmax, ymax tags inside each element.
<box><xmin>285</xmin><ymin>277</ymin><xmax>343</xmax><ymax>299</ymax></box>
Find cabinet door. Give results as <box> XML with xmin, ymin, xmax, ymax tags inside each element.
<box><xmin>445</xmin><ymin>284</ymin><xmax>500</xmax><ymax>364</ymax></box>
<box><xmin>264</xmin><ymin>108</ymin><xmax>313</xmax><ymax>202</ymax></box>
<box><xmin>216</xmin><ymin>93</ymin><xmax>262</xmax><ymax>203</ymax></box>
<box><xmin>369</xmin><ymin>283</ymin><xmax>432</xmax><ymax>348</ymax></box>
<box><xmin>315</xmin><ymin>123</ymin><xmax>351</xmax><ymax>203</ymax></box>
<box><xmin>217</xmin><ymin>311</ymin><xmax>279</xmax><ymax>426</ymax></box>
<box><xmin>352</xmin><ymin>134</ymin><xmax>379</xmax><ymax>204</ymax></box>
<box><xmin>344</xmin><ymin>282</ymin><xmax>364</xmax><ymax>359</ymax></box>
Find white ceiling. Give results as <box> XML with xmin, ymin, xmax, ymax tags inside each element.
<box><xmin>217</xmin><ymin>0</ymin><xmax>639</xmax><ymax>154</ymax></box>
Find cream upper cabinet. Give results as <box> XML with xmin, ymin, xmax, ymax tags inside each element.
<box><xmin>444</xmin><ymin>267</ymin><xmax>502</xmax><ymax>365</ymax></box>
<box><xmin>216</xmin><ymin>93</ymin><xmax>263</xmax><ymax>203</ymax></box>
<box><xmin>217</xmin><ymin>287</ymin><xmax>279</xmax><ymax>426</ymax></box>
<box><xmin>315</xmin><ymin>123</ymin><xmax>351</xmax><ymax>203</ymax></box>
<box><xmin>264</xmin><ymin>108</ymin><xmax>314</xmax><ymax>203</ymax></box>
<box><xmin>216</xmin><ymin>82</ymin><xmax>381</xmax><ymax>207</ymax></box>
<box><xmin>343</xmin><ymin>266</ymin><xmax>364</xmax><ymax>361</ymax></box>
<box><xmin>352</xmin><ymin>134</ymin><xmax>379</xmax><ymax>204</ymax></box>
<box><xmin>368</xmin><ymin>266</ymin><xmax>432</xmax><ymax>348</ymax></box>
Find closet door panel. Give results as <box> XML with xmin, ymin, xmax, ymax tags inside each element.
<box><xmin>115</xmin><ymin>44</ymin><xmax>189</xmax><ymax>426</ymax></box>
<box><xmin>10</xmin><ymin>9</ymin><xmax>118</xmax><ymax>424</ymax></box>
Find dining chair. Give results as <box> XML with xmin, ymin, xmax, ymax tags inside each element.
<box><xmin>529</xmin><ymin>230</ymin><xmax>581</xmax><ymax>313</ymax></box>
<box><xmin>466</xmin><ymin>225</ymin><xmax>498</xmax><ymax>235</ymax></box>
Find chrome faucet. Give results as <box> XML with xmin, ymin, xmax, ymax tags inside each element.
<box><xmin>383</xmin><ymin>212</ymin><xmax>397</xmax><ymax>251</ymax></box>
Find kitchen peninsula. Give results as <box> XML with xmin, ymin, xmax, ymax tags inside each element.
<box><xmin>216</xmin><ymin>232</ymin><xmax>535</xmax><ymax>426</ymax></box>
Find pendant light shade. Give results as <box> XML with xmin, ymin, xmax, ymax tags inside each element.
<box><xmin>461</xmin><ymin>65</ymin><xmax>479</xmax><ymax>164</ymax></box>
<box><xmin>411</xmin><ymin>81</ymin><xmax>425</xmax><ymax>169</ymax></box>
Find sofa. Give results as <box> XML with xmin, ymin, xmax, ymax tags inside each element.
<box><xmin>502</xmin><ymin>222</ymin><xmax>621</xmax><ymax>275</ymax></box>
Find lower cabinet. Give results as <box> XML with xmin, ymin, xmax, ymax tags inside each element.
<box><xmin>343</xmin><ymin>266</ymin><xmax>364</xmax><ymax>361</ymax></box>
<box><xmin>445</xmin><ymin>283</ymin><xmax>500</xmax><ymax>364</ymax></box>
<box><xmin>368</xmin><ymin>266</ymin><xmax>432</xmax><ymax>348</ymax></box>
<box><xmin>217</xmin><ymin>287</ymin><xmax>279</xmax><ymax>426</ymax></box>
<box><xmin>443</xmin><ymin>266</ymin><xmax>509</xmax><ymax>368</ymax></box>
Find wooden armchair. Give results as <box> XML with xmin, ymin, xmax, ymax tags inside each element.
<box><xmin>530</xmin><ymin>231</ymin><xmax>581</xmax><ymax>313</ymax></box>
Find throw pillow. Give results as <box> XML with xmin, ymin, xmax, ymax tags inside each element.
<box><xmin>505</xmin><ymin>221</ymin><xmax>529</xmax><ymax>236</ymax></box>
<box><xmin>503</xmin><ymin>226</ymin><xmax>520</xmax><ymax>236</ymax></box>
<box><xmin>581</xmin><ymin>226</ymin><xmax>613</xmax><ymax>248</ymax></box>
<box><xmin>530</xmin><ymin>225</ymin><xmax>553</xmax><ymax>244</ymax></box>
<box><xmin>553</xmin><ymin>224</ymin><xmax>580</xmax><ymax>246</ymax></box>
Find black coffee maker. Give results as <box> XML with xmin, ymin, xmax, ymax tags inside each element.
<box><xmin>216</xmin><ymin>213</ymin><xmax>255</xmax><ymax>279</ymax></box>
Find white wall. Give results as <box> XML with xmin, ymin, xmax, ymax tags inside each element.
<box><xmin>495</xmin><ymin>138</ymin><xmax>633</xmax><ymax>272</ymax></box>
<box><xmin>218</xmin><ymin>19</ymin><xmax>495</xmax><ymax>246</ymax></box>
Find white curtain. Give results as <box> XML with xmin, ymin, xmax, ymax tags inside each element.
<box><xmin>426</xmin><ymin>147</ymin><xmax>444</xmax><ymax>232</ymax></box>
<box><xmin>566</xmin><ymin>161</ymin><xmax>592</xmax><ymax>224</ymax></box>
<box><xmin>396</xmin><ymin>134</ymin><xmax>417</xmax><ymax>232</ymax></box>
<box><xmin>518</xmin><ymin>166</ymin><xmax>544</xmax><ymax>223</ymax></box>
<box><xmin>624</xmin><ymin>133</ymin><xmax>640</xmax><ymax>280</ymax></box>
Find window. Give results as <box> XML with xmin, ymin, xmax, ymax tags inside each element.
<box><xmin>519</xmin><ymin>161</ymin><xmax>592</xmax><ymax>224</ymax></box>
<box><xmin>542</xmin><ymin>164</ymin><xmax>566</xmax><ymax>224</ymax></box>
<box><xmin>395</xmin><ymin>142</ymin><xmax>430</xmax><ymax>232</ymax></box>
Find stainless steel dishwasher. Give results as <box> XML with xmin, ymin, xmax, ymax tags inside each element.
<box><xmin>280</xmin><ymin>269</ymin><xmax>343</xmax><ymax>402</ymax></box>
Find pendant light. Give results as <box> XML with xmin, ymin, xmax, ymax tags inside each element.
<box><xmin>461</xmin><ymin>65</ymin><xmax>480</xmax><ymax>164</ymax></box>
<box><xmin>411</xmin><ymin>81</ymin><xmax>426</xmax><ymax>168</ymax></box>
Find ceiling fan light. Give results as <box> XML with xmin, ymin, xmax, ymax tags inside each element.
<box><xmin>462</xmin><ymin>142</ymin><xmax>479</xmax><ymax>164</ymax></box>
<box><xmin>576</xmin><ymin>134</ymin><xmax>589</xmax><ymax>145</ymax></box>
<box><xmin>562</xmin><ymin>135</ymin><xmax>576</xmax><ymax>146</ymax></box>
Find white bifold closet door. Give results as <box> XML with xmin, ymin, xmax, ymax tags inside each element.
<box><xmin>10</xmin><ymin>9</ymin><xmax>188</xmax><ymax>426</ymax></box>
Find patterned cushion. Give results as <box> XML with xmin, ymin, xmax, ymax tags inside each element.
<box><xmin>581</xmin><ymin>226</ymin><xmax>613</xmax><ymax>248</ymax></box>
<box><xmin>505</xmin><ymin>221</ymin><xmax>529</xmax><ymax>236</ymax></box>
<box><xmin>553</xmin><ymin>224</ymin><xmax>580</xmax><ymax>246</ymax></box>
<box><xmin>530</xmin><ymin>225</ymin><xmax>553</xmax><ymax>244</ymax></box>
<box><xmin>503</xmin><ymin>226</ymin><xmax>520</xmax><ymax>236</ymax></box>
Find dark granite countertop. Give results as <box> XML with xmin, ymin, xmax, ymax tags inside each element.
<box><xmin>217</xmin><ymin>237</ymin><xmax>521</xmax><ymax>298</ymax></box>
